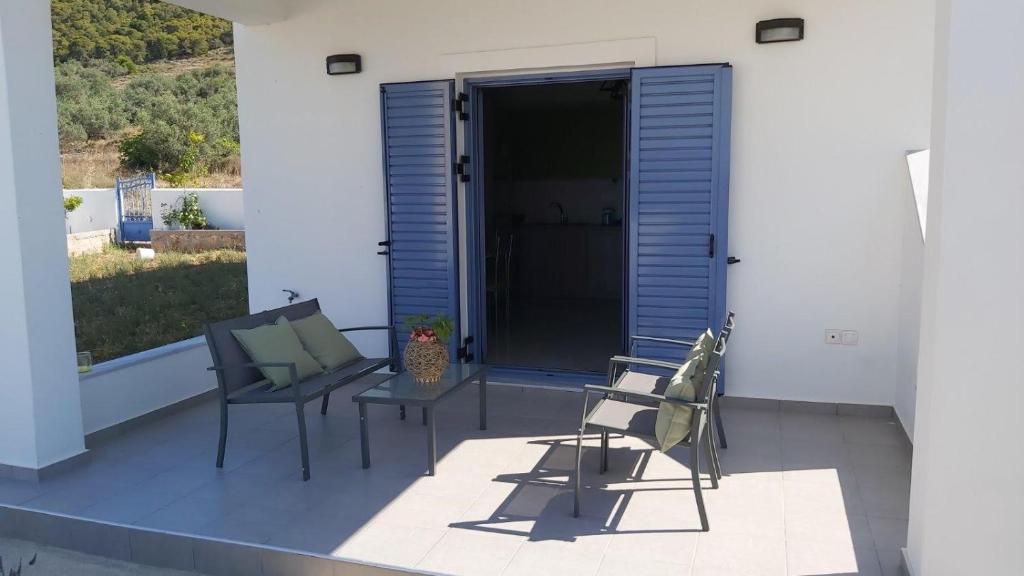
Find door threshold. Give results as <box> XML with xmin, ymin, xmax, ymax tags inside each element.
<box><xmin>483</xmin><ymin>365</ymin><xmax>605</xmax><ymax>389</ymax></box>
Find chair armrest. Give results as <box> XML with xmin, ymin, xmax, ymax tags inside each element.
<box><xmin>609</xmin><ymin>355</ymin><xmax>683</xmax><ymax>371</ymax></box>
<box><xmin>629</xmin><ymin>335</ymin><xmax>696</xmax><ymax>348</ymax></box>
<box><xmin>584</xmin><ymin>384</ymin><xmax>707</xmax><ymax>411</ymax></box>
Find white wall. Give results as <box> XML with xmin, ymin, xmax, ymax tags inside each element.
<box><xmin>894</xmin><ymin>153</ymin><xmax>927</xmax><ymax>441</ymax></box>
<box><xmin>906</xmin><ymin>0</ymin><xmax>1024</xmax><ymax>573</ymax></box>
<box><xmin>234</xmin><ymin>0</ymin><xmax>935</xmax><ymax>406</ymax></box>
<box><xmin>151</xmin><ymin>188</ymin><xmax>245</xmax><ymax>231</ymax></box>
<box><xmin>78</xmin><ymin>337</ymin><xmax>217</xmax><ymax>435</ymax></box>
<box><xmin>63</xmin><ymin>188</ymin><xmax>118</xmax><ymax>234</ymax></box>
<box><xmin>62</xmin><ymin>188</ymin><xmax>245</xmax><ymax>234</ymax></box>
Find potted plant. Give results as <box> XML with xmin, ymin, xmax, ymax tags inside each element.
<box><xmin>403</xmin><ymin>314</ymin><xmax>454</xmax><ymax>383</ymax></box>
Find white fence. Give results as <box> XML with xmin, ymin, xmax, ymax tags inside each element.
<box><xmin>63</xmin><ymin>188</ymin><xmax>244</xmax><ymax>234</ymax></box>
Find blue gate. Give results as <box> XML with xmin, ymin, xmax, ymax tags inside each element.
<box><xmin>116</xmin><ymin>173</ymin><xmax>156</xmax><ymax>242</ymax></box>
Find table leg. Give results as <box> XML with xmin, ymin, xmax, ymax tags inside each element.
<box><xmin>425</xmin><ymin>406</ymin><xmax>436</xmax><ymax>476</ymax></box>
<box><xmin>479</xmin><ymin>372</ymin><xmax>488</xmax><ymax>430</ymax></box>
<box><xmin>358</xmin><ymin>402</ymin><xmax>370</xmax><ymax>469</ymax></box>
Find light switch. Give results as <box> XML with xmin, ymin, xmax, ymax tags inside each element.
<box><xmin>841</xmin><ymin>331</ymin><xmax>859</xmax><ymax>346</ymax></box>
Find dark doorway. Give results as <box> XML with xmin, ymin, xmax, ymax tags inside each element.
<box><xmin>480</xmin><ymin>79</ymin><xmax>626</xmax><ymax>373</ymax></box>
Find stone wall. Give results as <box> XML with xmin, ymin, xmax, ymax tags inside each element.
<box><xmin>67</xmin><ymin>229</ymin><xmax>114</xmax><ymax>256</ymax></box>
<box><xmin>150</xmin><ymin>229</ymin><xmax>245</xmax><ymax>253</ymax></box>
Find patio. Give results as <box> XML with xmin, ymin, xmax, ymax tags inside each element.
<box><xmin>0</xmin><ymin>380</ymin><xmax>910</xmax><ymax>576</ymax></box>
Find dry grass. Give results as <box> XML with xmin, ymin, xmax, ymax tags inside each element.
<box><xmin>70</xmin><ymin>245</ymin><xmax>248</xmax><ymax>362</ymax></box>
<box><xmin>61</xmin><ymin>138</ymin><xmax>242</xmax><ymax>189</ymax></box>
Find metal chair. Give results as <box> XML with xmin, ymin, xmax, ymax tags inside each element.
<box><xmin>627</xmin><ymin>312</ymin><xmax>735</xmax><ymax>451</ymax></box>
<box><xmin>573</xmin><ymin>331</ymin><xmax>729</xmax><ymax>531</ymax></box>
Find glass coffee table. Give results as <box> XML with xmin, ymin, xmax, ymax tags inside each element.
<box><xmin>352</xmin><ymin>363</ymin><xmax>487</xmax><ymax>476</ymax></box>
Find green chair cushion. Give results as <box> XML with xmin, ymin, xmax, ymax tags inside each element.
<box><xmin>231</xmin><ymin>322</ymin><xmax>323</xmax><ymax>391</ymax></box>
<box><xmin>655</xmin><ymin>357</ymin><xmax>701</xmax><ymax>452</ymax></box>
<box><xmin>279</xmin><ymin>313</ymin><xmax>363</xmax><ymax>371</ymax></box>
<box><xmin>685</xmin><ymin>329</ymin><xmax>715</xmax><ymax>372</ymax></box>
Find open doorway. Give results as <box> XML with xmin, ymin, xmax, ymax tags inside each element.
<box><xmin>479</xmin><ymin>79</ymin><xmax>627</xmax><ymax>373</ymax></box>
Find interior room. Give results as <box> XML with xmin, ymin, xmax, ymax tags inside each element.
<box><xmin>481</xmin><ymin>80</ymin><xmax>626</xmax><ymax>373</ymax></box>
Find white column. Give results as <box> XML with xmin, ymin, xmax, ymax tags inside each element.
<box><xmin>0</xmin><ymin>1</ymin><xmax>86</xmax><ymax>474</ymax></box>
<box><xmin>907</xmin><ymin>0</ymin><xmax>1024</xmax><ymax>574</ymax></box>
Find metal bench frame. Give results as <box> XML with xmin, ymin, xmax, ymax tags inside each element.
<box><xmin>204</xmin><ymin>299</ymin><xmax>398</xmax><ymax>480</ymax></box>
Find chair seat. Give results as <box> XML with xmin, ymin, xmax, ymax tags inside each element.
<box><xmin>613</xmin><ymin>371</ymin><xmax>672</xmax><ymax>396</ymax></box>
<box><xmin>587</xmin><ymin>399</ymin><xmax>659</xmax><ymax>438</ymax></box>
<box><xmin>227</xmin><ymin>357</ymin><xmax>389</xmax><ymax>403</ymax></box>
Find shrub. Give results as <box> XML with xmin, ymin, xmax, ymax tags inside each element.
<box><xmin>54</xmin><ymin>62</ymin><xmax>127</xmax><ymax>145</ymax></box>
<box><xmin>160</xmin><ymin>192</ymin><xmax>207</xmax><ymax>230</ymax></box>
<box><xmin>64</xmin><ymin>195</ymin><xmax>85</xmax><ymax>214</ymax></box>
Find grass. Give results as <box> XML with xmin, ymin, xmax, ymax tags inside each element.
<box><xmin>69</xmin><ymin>246</ymin><xmax>248</xmax><ymax>363</ymax></box>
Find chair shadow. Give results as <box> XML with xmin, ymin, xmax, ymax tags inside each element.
<box><xmin>449</xmin><ymin>436</ymin><xmax>707</xmax><ymax>542</ymax></box>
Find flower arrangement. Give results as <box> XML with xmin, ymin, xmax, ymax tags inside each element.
<box><xmin>403</xmin><ymin>314</ymin><xmax>453</xmax><ymax>383</ymax></box>
<box><xmin>405</xmin><ymin>314</ymin><xmax>454</xmax><ymax>343</ymax></box>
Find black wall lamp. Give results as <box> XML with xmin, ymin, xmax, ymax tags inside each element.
<box><xmin>326</xmin><ymin>54</ymin><xmax>362</xmax><ymax>75</ymax></box>
<box><xmin>756</xmin><ymin>18</ymin><xmax>805</xmax><ymax>44</ymax></box>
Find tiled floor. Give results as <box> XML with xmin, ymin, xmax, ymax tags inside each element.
<box><xmin>0</xmin><ymin>381</ymin><xmax>912</xmax><ymax>576</ymax></box>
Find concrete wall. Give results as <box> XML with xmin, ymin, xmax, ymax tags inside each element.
<box><xmin>63</xmin><ymin>188</ymin><xmax>118</xmax><ymax>234</ymax></box>
<box><xmin>234</xmin><ymin>0</ymin><xmax>935</xmax><ymax>407</ymax></box>
<box><xmin>62</xmin><ymin>188</ymin><xmax>245</xmax><ymax>234</ymax></box>
<box><xmin>78</xmin><ymin>337</ymin><xmax>217</xmax><ymax>435</ymax></box>
<box><xmin>0</xmin><ymin>0</ymin><xmax>86</xmax><ymax>471</ymax></box>
<box><xmin>906</xmin><ymin>0</ymin><xmax>1024</xmax><ymax>573</ymax></box>
<box><xmin>152</xmin><ymin>188</ymin><xmax>245</xmax><ymax>231</ymax></box>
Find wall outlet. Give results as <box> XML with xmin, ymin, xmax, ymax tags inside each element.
<box><xmin>825</xmin><ymin>329</ymin><xmax>842</xmax><ymax>344</ymax></box>
<box><xmin>841</xmin><ymin>330</ymin><xmax>860</xmax><ymax>345</ymax></box>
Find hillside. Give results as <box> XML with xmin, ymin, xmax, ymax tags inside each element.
<box><xmin>52</xmin><ymin>1</ymin><xmax>240</xmax><ymax>188</ymax></box>
<box><xmin>51</xmin><ymin>0</ymin><xmax>232</xmax><ymax>65</ymax></box>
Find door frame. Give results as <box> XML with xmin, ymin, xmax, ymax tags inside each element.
<box><xmin>462</xmin><ymin>68</ymin><xmax>631</xmax><ymax>379</ymax></box>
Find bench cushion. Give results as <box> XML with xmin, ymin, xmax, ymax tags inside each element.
<box><xmin>227</xmin><ymin>357</ymin><xmax>390</xmax><ymax>403</ymax></box>
<box><xmin>231</xmin><ymin>322</ymin><xmax>324</xmax><ymax>390</ymax></box>
<box><xmin>280</xmin><ymin>312</ymin><xmax>362</xmax><ymax>371</ymax></box>
<box><xmin>205</xmin><ymin>299</ymin><xmax>322</xmax><ymax>395</ymax></box>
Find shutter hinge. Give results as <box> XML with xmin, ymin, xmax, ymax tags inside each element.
<box><xmin>452</xmin><ymin>92</ymin><xmax>469</xmax><ymax>120</ymax></box>
<box><xmin>454</xmin><ymin>155</ymin><xmax>470</xmax><ymax>183</ymax></box>
<box><xmin>457</xmin><ymin>335</ymin><xmax>475</xmax><ymax>363</ymax></box>
<box><xmin>708</xmin><ymin>233</ymin><xmax>716</xmax><ymax>258</ymax></box>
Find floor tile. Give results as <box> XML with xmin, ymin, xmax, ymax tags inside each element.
<box><xmin>693</xmin><ymin>530</ymin><xmax>786</xmax><ymax>576</ymax></box>
<box><xmin>416</xmin><ymin>527</ymin><xmax>525</xmax><ymax>576</ymax></box>
<box><xmin>597</xmin><ymin>556</ymin><xmax>693</xmax><ymax>576</ymax></box>
<box><xmin>786</xmin><ymin>539</ymin><xmax>881</xmax><ymax>576</ymax></box>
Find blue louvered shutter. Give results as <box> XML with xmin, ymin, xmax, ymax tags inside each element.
<box><xmin>381</xmin><ymin>80</ymin><xmax>460</xmax><ymax>359</ymax></box>
<box><xmin>628</xmin><ymin>65</ymin><xmax>732</xmax><ymax>367</ymax></box>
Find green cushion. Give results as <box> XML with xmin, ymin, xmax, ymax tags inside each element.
<box><xmin>654</xmin><ymin>357</ymin><xmax>701</xmax><ymax>452</ymax></box>
<box><xmin>279</xmin><ymin>313</ymin><xmax>362</xmax><ymax>371</ymax></box>
<box><xmin>231</xmin><ymin>322</ymin><xmax>323</xmax><ymax>391</ymax></box>
<box><xmin>685</xmin><ymin>329</ymin><xmax>715</xmax><ymax>372</ymax></box>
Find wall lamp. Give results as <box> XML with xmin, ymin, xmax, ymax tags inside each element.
<box><xmin>755</xmin><ymin>18</ymin><xmax>805</xmax><ymax>44</ymax></box>
<box><xmin>326</xmin><ymin>54</ymin><xmax>362</xmax><ymax>75</ymax></box>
